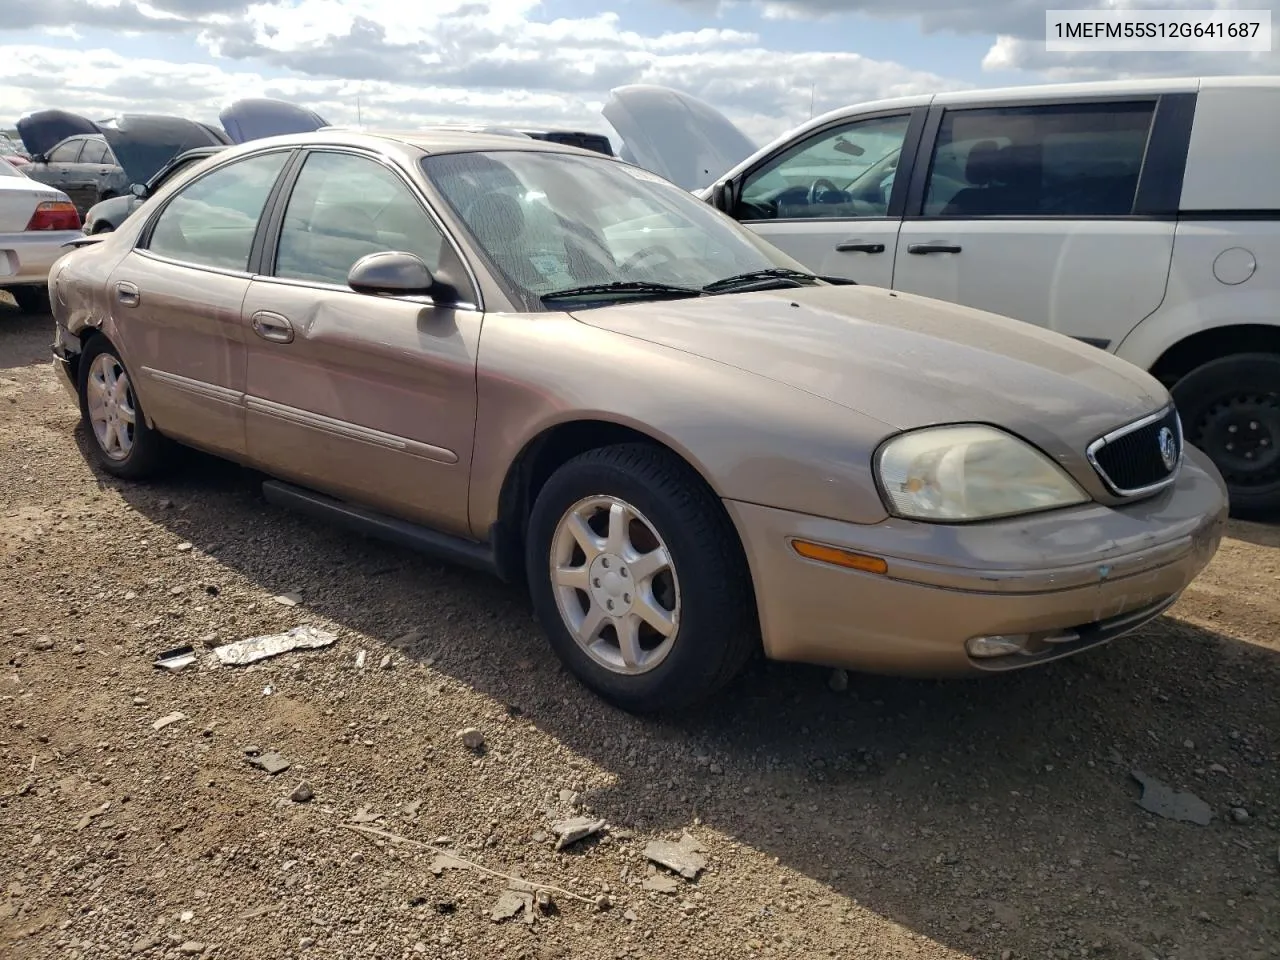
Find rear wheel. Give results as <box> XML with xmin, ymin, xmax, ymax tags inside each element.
<box><xmin>526</xmin><ymin>443</ymin><xmax>758</xmax><ymax>713</ymax></box>
<box><xmin>9</xmin><ymin>284</ymin><xmax>50</xmax><ymax>314</ymax></box>
<box><xmin>77</xmin><ymin>336</ymin><xmax>168</xmax><ymax>480</ymax></box>
<box><xmin>1172</xmin><ymin>352</ymin><xmax>1280</xmax><ymax>518</ymax></box>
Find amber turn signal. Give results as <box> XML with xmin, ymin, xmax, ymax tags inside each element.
<box><xmin>790</xmin><ymin>539</ymin><xmax>888</xmax><ymax>574</ymax></box>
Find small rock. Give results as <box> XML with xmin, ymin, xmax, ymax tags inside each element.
<box><xmin>1001</xmin><ymin>952</ymin><xmax>1013</xmax><ymax>960</ymax></box>
<box><xmin>180</xmin><ymin>911</ymin><xmax>194</xmax><ymax>923</ymax></box>
<box><xmin>490</xmin><ymin>889</ymin><xmax>532</xmax><ymax>922</ymax></box>
<box><xmin>459</xmin><ymin>727</ymin><xmax>485</xmax><ymax>751</ymax></box>
<box><xmin>132</xmin><ymin>696</ymin><xmax>147</xmax><ymax>707</ymax></box>
<box><xmin>1131</xmin><ymin>769</ymin><xmax>1212</xmax><ymax>825</ymax></box>
<box><xmin>152</xmin><ymin>712</ymin><xmax>186</xmax><ymax>732</ymax></box>
<box><xmin>641</xmin><ymin>874</ymin><xmax>681</xmax><ymax>894</ymax></box>
<box><xmin>644</xmin><ymin>834</ymin><xmax>707</xmax><ymax>880</ymax></box>
<box><xmin>1231</xmin><ymin>807</ymin><xmax>1250</xmax><ymax>824</ymax></box>
<box><xmin>32</xmin><ymin>636</ymin><xmax>54</xmax><ymax>651</ymax></box>
<box><xmin>289</xmin><ymin>780</ymin><xmax>314</xmax><ymax>803</ymax></box>
<box><xmin>594</xmin><ymin>894</ymin><xmax>611</xmax><ymax>911</ymax></box>
<box><xmin>551</xmin><ymin>816</ymin><xmax>606</xmax><ymax>850</ymax></box>
<box><xmin>299</xmin><ymin>937</ymin><xmax>315</xmax><ymax>949</ymax></box>
<box><xmin>177</xmin><ymin>943</ymin><xmax>205</xmax><ymax>956</ymax></box>
<box><xmin>247</xmin><ymin>751</ymin><xmax>290</xmax><ymax>775</ymax></box>
<box><xmin>12</xmin><ymin>627</ymin><xmax>29</xmax><ymax>636</ymax></box>
<box><xmin>1209</xmin><ymin>763</ymin><xmax>1229</xmax><ymax>774</ymax></box>
<box><xmin>354</xmin><ymin>650</ymin><xmax>367</xmax><ymax>669</ymax></box>
<box><xmin>176</xmin><ymin>542</ymin><xmax>194</xmax><ymax>552</ymax></box>
<box><xmin>827</xmin><ymin>668</ymin><xmax>849</xmax><ymax>692</ymax></box>
<box><xmin>623</xmin><ymin>909</ymin><xmax>638</xmax><ymax>922</ymax></box>
<box><xmin>379</xmin><ymin>654</ymin><xmax>393</xmax><ymax>670</ymax></box>
<box><xmin>273</xmin><ymin>592</ymin><xmax>301</xmax><ymax>607</ymax></box>
<box><xmin>71</xmin><ymin>643</ymin><xmax>85</xmax><ymax>656</ymax></box>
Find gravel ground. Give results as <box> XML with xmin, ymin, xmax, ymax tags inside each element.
<box><xmin>2</xmin><ymin>297</ymin><xmax>1279</xmax><ymax>960</ymax></box>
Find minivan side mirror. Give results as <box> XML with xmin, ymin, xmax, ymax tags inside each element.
<box><xmin>709</xmin><ymin>178</ymin><xmax>739</xmax><ymax>214</ymax></box>
<box><xmin>30</xmin><ymin>152</ymin><xmax>47</xmax><ymax>164</ymax></box>
<box><xmin>348</xmin><ymin>251</ymin><xmax>454</xmax><ymax>301</ymax></box>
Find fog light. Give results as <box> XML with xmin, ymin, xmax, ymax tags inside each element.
<box><xmin>966</xmin><ymin>634</ymin><xmax>1029</xmax><ymax>659</ymax></box>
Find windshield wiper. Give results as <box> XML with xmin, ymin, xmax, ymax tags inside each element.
<box><xmin>701</xmin><ymin>267</ymin><xmax>822</xmax><ymax>293</ymax></box>
<box><xmin>540</xmin><ymin>280</ymin><xmax>704</xmax><ymax>303</ymax></box>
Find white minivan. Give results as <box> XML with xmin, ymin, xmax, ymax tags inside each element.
<box><xmin>666</xmin><ymin>77</ymin><xmax>1279</xmax><ymax>516</ymax></box>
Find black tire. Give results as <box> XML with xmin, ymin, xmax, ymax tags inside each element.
<box><xmin>9</xmin><ymin>284</ymin><xmax>50</xmax><ymax>314</ymax></box>
<box><xmin>77</xmin><ymin>335</ymin><xmax>168</xmax><ymax>480</ymax></box>
<box><xmin>1171</xmin><ymin>352</ymin><xmax>1280</xmax><ymax>518</ymax></box>
<box><xmin>526</xmin><ymin>443</ymin><xmax>758</xmax><ymax>713</ymax></box>
<box><xmin>91</xmin><ymin>221</ymin><xmax>115</xmax><ymax>235</ymax></box>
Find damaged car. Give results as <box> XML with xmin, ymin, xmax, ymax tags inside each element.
<box><xmin>0</xmin><ymin>159</ymin><xmax>81</xmax><ymax>313</ymax></box>
<box><xmin>47</xmin><ymin>130</ymin><xmax>1227</xmax><ymax>712</ymax></box>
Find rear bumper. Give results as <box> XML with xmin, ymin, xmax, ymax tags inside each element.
<box><xmin>0</xmin><ymin>230</ymin><xmax>81</xmax><ymax>286</ymax></box>
<box><xmin>727</xmin><ymin>444</ymin><xmax>1229</xmax><ymax>675</ymax></box>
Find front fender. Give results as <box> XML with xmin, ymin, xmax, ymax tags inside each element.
<box><xmin>468</xmin><ymin>312</ymin><xmax>894</xmax><ymax>537</ymax></box>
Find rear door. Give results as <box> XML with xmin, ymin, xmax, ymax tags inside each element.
<box><xmin>240</xmin><ymin>148</ymin><xmax>483</xmax><ymax>536</ymax></box>
<box><xmin>107</xmin><ymin>147</ymin><xmax>296</xmax><ymax>458</ymax></box>
<box><xmin>728</xmin><ymin>108</ymin><xmax>926</xmax><ymax>289</ymax></box>
<box><xmin>41</xmin><ymin>138</ymin><xmax>84</xmax><ymax>187</ymax></box>
<box><xmin>74</xmin><ymin>137</ymin><xmax>118</xmax><ymax>194</ymax></box>
<box><xmin>891</xmin><ymin>92</ymin><xmax>1192</xmax><ymax>348</ymax></box>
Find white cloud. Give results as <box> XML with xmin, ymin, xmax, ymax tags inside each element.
<box><xmin>0</xmin><ymin>1</ymin><xmax>970</xmax><ymax>145</ymax></box>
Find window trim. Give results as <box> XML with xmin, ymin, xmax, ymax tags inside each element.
<box><xmin>49</xmin><ymin>137</ymin><xmax>85</xmax><ymax>164</ymax></box>
<box><xmin>134</xmin><ymin>146</ymin><xmax>300</xmax><ymax>278</ymax></box>
<box><xmin>902</xmin><ymin>94</ymin><xmax>1180</xmax><ymax>222</ymax></box>
<box><xmin>256</xmin><ymin>145</ymin><xmax>483</xmax><ymax>312</ymax></box>
<box><xmin>733</xmin><ymin>106</ymin><xmax>928</xmax><ymax>225</ymax></box>
<box><xmin>78</xmin><ymin>138</ymin><xmax>109</xmax><ymax>165</ymax></box>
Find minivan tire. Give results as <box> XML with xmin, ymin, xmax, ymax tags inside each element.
<box><xmin>525</xmin><ymin>443</ymin><xmax>758</xmax><ymax>713</ymax></box>
<box><xmin>1172</xmin><ymin>352</ymin><xmax>1280</xmax><ymax>518</ymax></box>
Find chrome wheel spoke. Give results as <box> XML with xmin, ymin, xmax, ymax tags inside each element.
<box><xmin>565</xmin><ymin>512</ymin><xmax>604</xmax><ymax>562</ymax></box>
<box><xmin>552</xmin><ymin>564</ymin><xmax>591</xmax><ymax>592</ymax></box>
<box><xmin>616</xmin><ymin>614</ymin><xmax>644</xmax><ymax>668</ymax></box>
<box><xmin>604</xmin><ymin>501</ymin><xmax>632</xmax><ymax>556</ymax></box>
<box><xmin>628</xmin><ymin>546</ymin><xmax>670</xmax><ymax>584</ymax></box>
<box><xmin>634</xmin><ymin>591</ymin><xmax>676</xmax><ymax>638</ymax></box>
<box><xmin>578</xmin><ymin>603</ymin><xmax>608</xmax><ymax>645</ymax></box>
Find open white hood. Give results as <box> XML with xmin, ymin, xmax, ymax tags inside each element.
<box><xmin>602</xmin><ymin>84</ymin><xmax>757</xmax><ymax>193</ymax></box>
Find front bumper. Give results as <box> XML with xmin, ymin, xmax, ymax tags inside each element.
<box><xmin>727</xmin><ymin>444</ymin><xmax>1229</xmax><ymax>675</ymax></box>
<box><xmin>51</xmin><ymin>322</ymin><xmax>81</xmax><ymax>404</ymax></box>
<box><xmin>0</xmin><ymin>230</ymin><xmax>81</xmax><ymax>286</ymax></box>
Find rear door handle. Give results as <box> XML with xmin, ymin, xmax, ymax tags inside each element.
<box><xmin>907</xmin><ymin>243</ymin><xmax>962</xmax><ymax>254</ymax></box>
<box><xmin>114</xmin><ymin>281</ymin><xmax>140</xmax><ymax>307</ymax></box>
<box><xmin>251</xmin><ymin>310</ymin><xmax>295</xmax><ymax>344</ymax></box>
<box><xmin>834</xmin><ymin>240</ymin><xmax>885</xmax><ymax>254</ymax></box>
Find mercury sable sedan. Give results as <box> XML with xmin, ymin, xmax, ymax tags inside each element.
<box><xmin>47</xmin><ymin>130</ymin><xmax>1228</xmax><ymax>712</ymax></box>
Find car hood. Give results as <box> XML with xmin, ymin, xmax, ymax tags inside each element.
<box><xmin>16</xmin><ymin>109</ymin><xmax>100</xmax><ymax>157</ymax></box>
<box><xmin>218</xmin><ymin>97</ymin><xmax>329</xmax><ymax>144</ymax></box>
<box><xmin>570</xmin><ymin>284</ymin><xmax>1168</xmax><ymax>463</ymax></box>
<box><xmin>602</xmin><ymin>85</ymin><xmax>757</xmax><ymax>192</ymax></box>
<box><xmin>97</xmin><ymin>114</ymin><xmax>229</xmax><ymax>187</ymax></box>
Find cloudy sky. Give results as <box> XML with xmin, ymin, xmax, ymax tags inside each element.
<box><xmin>2</xmin><ymin>0</ymin><xmax>1277</xmax><ymax>147</ymax></box>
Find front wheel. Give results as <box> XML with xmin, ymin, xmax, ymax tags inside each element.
<box><xmin>1172</xmin><ymin>352</ymin><xmax>1280</xmax><ymax>518</ymax></box>
<box><xmin>526</xmin><ymin>443</ymin><xmax>758</xmax><ymax>713</ymax></box>
<box><xmin>77</xmin><ymin>336</ymin><xmax>168</xmax><ymax>480</ymax></box>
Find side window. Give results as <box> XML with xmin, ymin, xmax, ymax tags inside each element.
<box><xmin>79</xmin><ymin>139</ymin><xmax>108</xmax><ymax>164</ymax></box>
<box><xmin>274</xmin><ymin>151</ymin><xmax>449</xmax><ymax>287</ymax></box>
<box><xmin>922</xmin><ymin>101</ymin><xmax>1156</xmax><ymax>217</ymax></box>
<box><xmin>737</xmin><ymin>114</ymin><xmax>913</xmax><ymax>221</ymax></box>
<box><xmin>48</xmin><ymin>139</ymin><xmax>83</xmax><ymax>163</ymax></box>
<box><xmin>146</xmin><ymin>150</ymin><xmax>290</xmax><ymax>271</ymax></box>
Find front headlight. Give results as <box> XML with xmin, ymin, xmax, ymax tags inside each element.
<box><xmin>876</xmin><ymin>424</ymin><xmax>1088</xmax><ymax>522</ymax></box>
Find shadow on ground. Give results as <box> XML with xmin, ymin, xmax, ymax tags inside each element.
<box><xmin>77</xmin><ymin>433</ymin><xmax>1280</xmax><ymax>960</ymax></box>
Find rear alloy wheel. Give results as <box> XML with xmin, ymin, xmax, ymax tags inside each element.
<box><xmin>1172</xmin><ymin>352</ymin><xmax>1280</xmax><ymax>518</ymax></box>
<box><xmin>9</xmin><ymin>284</ymin><xmax>50</xmax><ymax>314</ymax></box>
<box><xmin>526</xmin><ymin>443</ymin><xmax>758</xmax><ymax>713</ymax></box>
<box><xmin>77</xmin><ymin>337</ymin><xmax>167</xmax><ymax>480</ymax></box>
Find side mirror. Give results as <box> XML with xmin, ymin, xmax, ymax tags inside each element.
<box><xmin>31</xmin><ymin>153</ymin><xmax>47</xmax><ymax>164</ymax></box>
<box><xmin>709</xmin><ymin>178</ymin><xmax>738</xmax><ymax>214</ymax></box>
<box><xmin>129</xmin><ymin>183</ymin><xmax>147</xmax><ymax>200</ymax></box>
<box><xmin>347</xmin><ymin>251</ymin><xmax>450</xmax><ymax>300</ymax></box>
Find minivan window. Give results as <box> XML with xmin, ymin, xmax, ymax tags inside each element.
<box><xmin>146</xmin><ymin>150</ymin><xmax>290</xmax><ymax>272</ymax></box>
<box><xmin>737</xmin><ymin>114</ymin><xmax>913</xmax><ymax>221</ymax></box>
<box><xmin>47</xmin><ymin>139</ymin><xmax>83</xmax><ymax>164</ymax></box>
<box><xmin>922</xmin><ymin>101</ymin><xmax>1156</xmax><ymax>217</ymax></box>
<box><xmin>79</xmin><ymin>139</ymin><xmax>109</xmax><ymax>165</ymax></box>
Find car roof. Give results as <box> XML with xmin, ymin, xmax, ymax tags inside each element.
<box><xmin>233</xmin><ymin>128</ymin><xmax>611</xmax><ymax>160</ymax></box>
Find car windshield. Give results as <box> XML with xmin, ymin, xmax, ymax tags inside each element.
<box><xmin>422</xmin><ymin>150</ymin><xmax>812</xmax><ymax>309</ymax></box>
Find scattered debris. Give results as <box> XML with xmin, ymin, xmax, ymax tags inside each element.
<box><xmin>212</xmin><ymin>626</ymin><xmax>337</xmax><ymax>667</ymax></box>
<box><xmin>402</xmin><ymin>799</ymin><xmax>423</xmax><ymax>817</ymax></box>
<box><xmin>153</xmin><ymin>646</ymin><xmax>197</xmax><ymax>672</ymax></box>
<box><xmin>644</xmin><ymin>834</ymin><xmax>708</xmax><ymax>880</ymax></box>
<box><xmin>355</xmin><ymin>650</ymin><xmax>367</xmax><ymax>670</ymax></box>
<box><xmin>552</xmin><ymin>816</ymin><xmax>606</xmax><ymax>850</ymax></box>
<box><xmin>491</xmin><ymin>889</ymin><xmax>534</xmax><ymax>923</ymax></box>
<box><xmin>428</xmin><ymin>851</ymin><xmax>469</xmax><ymax>876</ymax></box>
<box><xmin>237</xmin><ymin>906</ymin><xmax>279</xmax><ymax>921</ymax></box>
<box><xmin>273</xmin><ymin>592</ymin><xmax>302</xmax><ymax>606</ymax></box>
<box><xmin>74</xmin><ymin>802</ymin><xmax>111</xmax><ymax>831</ymax></box>
<box><xmin>641</xmin><ymin>873</ymin><xmax>681</xmax><ymax>894</ymax></box>
<box><xmin>379</xmin><ymin>654</ymin><xmax>393</xmax><ymax>670</ymax></box>
<box><xmin>459</xmin><ymin>727</ymin><xmax>485</xmax><ymax>751</ymax></box>
<box><xmin>828</xmin><ymin>668</ymin><xmax>849</xmax><ymax>692</ymax></box>
<box><xmin>289</xmin><ymin>780</ymin><xmax>314</xmax><ymax>803</ymax></box>
<box><xmin>1131</xmin><ymin>770</ymin><xmax>1213</xmax><ymax>825</ymax></box>
<box><xmin>351</xmin><ymin>807</ymin><xmax>382</xmax><ymax>824</ymax></box>
<box><xmin>246</xmin><ymin>751</ymin><xmax>291</xmax><ymax>776</ymax></box>
<box><xmin>151</xmin><ymin>711</ymin><xmax>186</xmax><ymax>731</ymax></box>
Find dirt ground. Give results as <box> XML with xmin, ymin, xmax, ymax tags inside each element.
<box><xmin>2</xmin><ymin>298</ymin><xmax>1278</xmax><ymax>960</ymax></box>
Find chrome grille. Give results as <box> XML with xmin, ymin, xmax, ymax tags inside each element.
<box><xmin>1087</xmin><ymin>406</ymin><xmax>1183</xmax><ymax>496</ymax></box>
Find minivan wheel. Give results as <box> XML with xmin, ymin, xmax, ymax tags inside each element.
<box><xmin>77</xmin><ymin>337</ymin><xmax>167</xmax><ymax>480</ymax></box>
<box><xmin>1172</xmin><ymin>352</ymin><xmax>1280</xmax><ymax>518</ymax></box>
<box><xmin>526</xmin><ymin>443</ymin><xmax>758</xmax><ymax>713</ymax></box>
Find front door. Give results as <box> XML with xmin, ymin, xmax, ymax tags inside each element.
<box><xmin>891</xmin><ymin>98</ymin><xmax>1176</xmax><ymax>348</ymax></box>
<box><xmin>241</xmin><ymin>148</ymin><xmax>482</xmax><ymax>537</ymax></box>
<box><xmin>107</xmin><ymin>148</ymin><xmax>295</xmax><ymax>457</ymax></box>
<box><xmin>730</xmin><ymin>111</ymin><xmax>922</xmax><ymax>289</ymax></box>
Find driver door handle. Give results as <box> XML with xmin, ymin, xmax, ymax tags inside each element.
<box><xmin>114</xmin><ymin>281</ymin><xmax>140</xmax><ymax>307</ymax></box>
<box><xmin>907</xmin><ymin>242</ymin><xmax>962</xmax><ymax>254</ymax></box>
<box><xmin>834</xmin><ymin>241</ymin><xmax>885</xmax><ymax>254</ymax></box>
<box><xmin>251</xmin><ymin>310</ymin><xmax>295</xmax><ymax>344</ymax></box>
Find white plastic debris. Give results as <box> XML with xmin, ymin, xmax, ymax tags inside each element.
<box><xmin>212</xmin><ymin>626</ymin><xmax>337</xmax><ymax>667</ymax></box>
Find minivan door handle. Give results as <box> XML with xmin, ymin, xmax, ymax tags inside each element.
<box><xmin>907</xmin><ymin>242</ymin><xmax>962</xmax><ymax>255</ymax></box>
<box><xmin>114</xmin><ymin>281</ymin><xmax>140</xmax><ymax>307</ymax></box>
<box><xmin>251</xmin><ymin>311</ymin><xmax>295</xmax><ymax>344</ymax></box>
<box><xmin>834</xmin><ymin>240</ymin><xmax>886</xmax><ymax>254</ymax></box>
